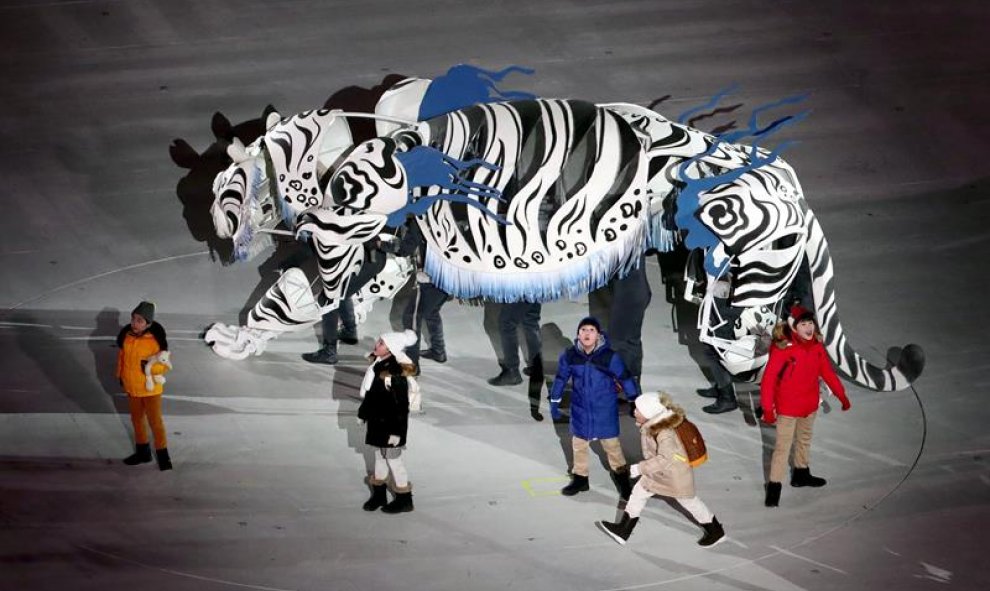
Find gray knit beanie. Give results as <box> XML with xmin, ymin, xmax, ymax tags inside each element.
<box><xmin>132</xmin><ymin>301</ymin><xmax>155</xmax><ymax>323</ymax></box>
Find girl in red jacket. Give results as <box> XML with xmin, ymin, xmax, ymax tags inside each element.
<box><xmin>760</xmin><ymin>305</ymin><xmax>850</xmax><ymax>507</ymax></box>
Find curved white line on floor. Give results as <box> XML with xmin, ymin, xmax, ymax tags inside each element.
<box><xmin>76</xmin><ymin>545</ymin><xmax>300</xmax><ymax>591</ymax></box>
<box><xmin>3</xmin><ymin>251</ymin><xmax>208</xmax><ymax>312</ymax></box>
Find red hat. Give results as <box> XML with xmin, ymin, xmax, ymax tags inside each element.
<box><xmin>788</xmin><ymin>305</ymin><xmax>816</xmax><ymax>326</ymax></box>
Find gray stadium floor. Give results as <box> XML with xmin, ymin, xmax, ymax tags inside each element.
<box><xmin>2</xmin><ymin>1</ymin><xmax>988</xmax><ymax>589</ymax></box>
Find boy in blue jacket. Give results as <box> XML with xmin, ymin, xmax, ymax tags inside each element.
<box><xmin>549</xmin><ymin>316</ymin><xmax>638</xmax><ymax>498</ymax></box>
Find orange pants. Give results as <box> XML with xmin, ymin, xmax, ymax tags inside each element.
<box><xmin>128</xmin><ymin>395</ymin><xmax>167</xmax><ymax>449</ymax></box>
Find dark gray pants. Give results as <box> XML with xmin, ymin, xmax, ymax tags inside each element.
<box><xmin>589</xmin><ymin>261</ymin><xmax>652</xmax><ymax>378</ymax></box>
<box><xmin>320</xmin><ymin>298</ymin><xmax>356</xmax><ymax>348</ymax></box>
<box><xmin>402</xmin><ymin>282</ymin><xmax>452</xmax><ymax>365</ymax></box>
<box><xmin>498</xmin><ymin>302</ymin><xmax>542</xmax><ymax>371</ymax></box>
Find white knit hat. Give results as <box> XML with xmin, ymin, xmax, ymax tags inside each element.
<box><xmin>635</xmin><ymin>391</ymin><xmax>674</xmax><ymax>421</ymax></box>
<box><xmin>379</xmin><ymin>329</ymin><xmax>418</xmax><ymax>365</ymax></box>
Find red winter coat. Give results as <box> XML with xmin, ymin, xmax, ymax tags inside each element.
<box><xmin>760</xmin><ymin>334</ymin><xmax>848</xmax><ymax>421</ymax></box>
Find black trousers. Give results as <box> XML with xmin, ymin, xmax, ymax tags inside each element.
<box><xmin>498</xmin><ymin>302</ymin><xmax>542</xmax><ymax>371</ymax></box>
<box><xmin>402</xmin><ymin>281</ymin><xmax>452</xmax><ymax>365</ymax></box>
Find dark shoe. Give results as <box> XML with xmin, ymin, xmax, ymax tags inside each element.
<box><xmin>703</xmin><ymin>384</ymin><xmax>738</xmax><ymax>414</ymax></box>
<box><xmin>610</xmin><ymin>467</ymin><xmax>633</xmax><ymax>501</ymax></box>
<box><xmin>381</xmin><ymin>490</ymin><xmax>414</xmax><ymax>514</ymax></box>
<box><xmin>696</xmin><ymin>386</ymin><xmax>718</xmax><ymax>398</ymax></box>
<box><xmin>302</xmin><ymin>346</ymin><xmax>337</xmax><ymax>365</ymax></box>
<box><xmin>339</xmin><ymin>332</ymin><xmax>359</xmax><ymax>346</ymax></box>
<box><xmin>596</xmin><ymin>512</ymin><xmax>639</xmax><ymax>545</ymax></box>
<box><xmin>155</xmin><ymin>448</ymin><xmax>172</xmax><ymax>471</ymax></box>
<box><xmin>363</xmin><ymin>483</ymin><xmax>388</xmax><ymax>511</ymax></box>
<box><xmin>703</xmin><ymin>398</ymin><xmax>739</xmax><ymax>414</ymax></box>
<box><xmin>561</xmin><ymin>474</ymin><xmax>590</xmax><ymax>496</ymax></box>
<box><xmin>765</xmin><ymin>481</ymin><xmax>782</xmax><ymax>507</ymax></box>
<box><xmin>698</xmin><ymin>517</ymin><xmax>725</xmax><ymax>547</ymax></box>
<box><xmin>791</xmin><ymin>467</ymin><xmax>827</xmax><ymax>487</ymax></box>
<box><xmin>123</xmin><ymin>443</ymin><xmax>152</xmax><ymax>465</ymax></box>
<box><xmin>420</xmin><ymin>350</ymin><xmax>447</xmax><ymax>363</ymax></box>
<box><xmin>487</xmin><ymin>367</ymin><xmax>522</xmax><ymax>386</ymax></box>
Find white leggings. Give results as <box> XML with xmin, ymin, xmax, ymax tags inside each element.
<box><xmin>625</xmin><ymin>480</ymin><xmax>713</xmax><ymax>523</ymax></box>
<box><xmin>373</xmin><ymin>447</ymin><xmax>409</xmax><ymax>489</ymax></box>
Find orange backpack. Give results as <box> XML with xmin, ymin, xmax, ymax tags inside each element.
<box><xmin>674</xmin><ymin>418</ymin><xmax>708</xmax><ymax>467</ymax></box>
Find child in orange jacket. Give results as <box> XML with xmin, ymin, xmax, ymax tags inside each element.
<box><xmin>116</xmin><ymin>301</ymin><xmax>173</xmax><ymax>470</ymax></box>
<box><xmin>760</xmin><ymin>305</ymin><xmax>850</xmax><ymax>506</ymax></box>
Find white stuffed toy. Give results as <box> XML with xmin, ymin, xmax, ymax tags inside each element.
<box><xmin>144</xmin><ymin>350</ymin><xmax>173</xmax><ymax>391</ymax></box>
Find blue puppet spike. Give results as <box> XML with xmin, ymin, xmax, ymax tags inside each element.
<box><xmin>386</xmin><ymin>146</ymin><xmax>509</xmax><ymax>228</ymax></box>
<box><xmin>675</xmin><ymin>91</ymin><xmax>809</xmax><ymax>275</ymax></box>
<box><xmin>677</xmin><ymin>83</ymin><xmax>739</xmax><ymax>126</ymax></box>
<box><xmin>418</xmin><ymin>64</ymin><xmax>536</xmax><ymax>121</ymax></box>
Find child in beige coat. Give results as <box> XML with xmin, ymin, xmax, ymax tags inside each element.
<box><xmin>596</xmin><ymin>392</ymin><xmax>724</xmax><ymax>546</ymax></box>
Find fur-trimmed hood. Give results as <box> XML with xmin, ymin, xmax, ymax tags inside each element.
<box><xmin>368</xmin><ymin>354</ymin><xmax>417</xmax><ymax>378</ymax></box>
<box><xmin>641</xmin><ymin>392</ymin><xmax>685</xmax><ymax>434</ymax></box>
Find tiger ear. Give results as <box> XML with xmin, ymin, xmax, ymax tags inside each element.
<box><xmin>265</xmin><ymin>111</ymin><xmax>281</xmax><ymax>131</ymax></box>
<box><xmin>227</xmin><ymin>137</ymin><xmax>249</xmax><ymax>163</ymax></box>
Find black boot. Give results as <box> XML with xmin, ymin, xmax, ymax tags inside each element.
<box><xmin>487</xmin><ymin>365</ymin><xmax>522</xmax><ymax>386</ymax></box>
<box><xmin>302</xmin><ymin>345</ymin><xmax>338</xmax><ymax>365</ymax></box>
<box><xmin>363</xmin><ymin>483</ymin><xmax>388</xmax><ymax>511</ymax></box>
<box><xmin>381</xmin><ymin>487</ymin><xmax>414</xmax><ymax>514</ymax></box>
<box><xmin>698</xmin><ymin>517</ymin><xmax>725</xmax><ymax>547</ymax></box>
<box><xmin>596</xmin><ymin>512</ymin><xmax>639</xmax><ymax>545</ymax></box>
<box><xmin>155</xmin><ymin>448</ymin><xmax>172</xmax><ymax>471</ymax></box>
<box><xmin>791</xmin><ymin>467</ymin><xmax>827</xmax><ymax>487</ymax></box>
<box><xmin>420</xmin><ymin>349</ymin><xmax>447</xmax><ymax>363</ymax></box>
<box><xmin>610</xmin><ymin>467</ymin><xmax>633</xmax><ymax>501</ymax></box>
<box><xmin>123</xmin><ymin>443</ymin><xmax>152</xmax><ymax>465</ymax></box>
<box><xmin>561</xmin><ymin>474</ymin><xmax>590</xmax><ymax>496</ymax></box>
<box><xmin>339</xmin><ymin>331</ymin><xmax>359</xmax><ymax>346</ymax></box>
<box><xmin>765</xmin><ymin>481</ymin><xmax>782</xmax><ymax>507</ymax></box>
<box><xmin>696</xmin><ymin>385</ymin><xmax>718</xmax><ymax>398</ymax></box>
<box><xmin>703</xmin><ymin>384</ymin><xmax>738</xmax><ymax>414</ymax></box>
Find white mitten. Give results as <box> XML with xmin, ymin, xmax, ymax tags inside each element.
<box><xmin>387</xmin><ymin>435</ymin><xmax>400</xmax><ymax>446</ymax></box>
<box><xmin>630</xmin><ymin>464</ymin><xmax>641</xmax><ymax>479</ymax></box>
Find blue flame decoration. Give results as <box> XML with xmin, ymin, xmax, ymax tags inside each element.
<box><xmin>387</xmin><ymin>146</ymin><xmax>508</xmax><ymax>227</ymax></box>
<box><xmin>418</xmin><ymin>64</ymin><xmax>536</xmax><ymax>121</ymax></box>
<box><xmin>675</xmin><ymin>90</ymin><xmax>810</xmax><ymax>275</ymax></box>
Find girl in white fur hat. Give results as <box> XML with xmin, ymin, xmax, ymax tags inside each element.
<box><xmin>596</xmin><ymin>391</ymin><xmax>725</xmax><ymax>546</ymax></box>
<box><xmin>357</xmin><ymin>329</ymin><xmax>419</xmax><ymax>513</ymax></box>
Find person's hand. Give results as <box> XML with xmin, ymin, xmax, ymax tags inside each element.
<box><xmin>549</xmin><ymin>400</ymin><xmax>562</xmax><ymax>421</ymax></box>
<box><xmin>388</xmin><ymin>435</ymin><xmax>400</xmax><ymax>446</ymax></box>
<box><xmin>762</xmin><ymin>410</ymin><xmax>776</xmax><ymax>425</ymax></box>
<box><xmin>841</xmin><ymin>398</ymin><xmax>852</xmax><ymax>412</ymax></box>
<box><xmin>384</xmin><ymin>376</ymin><xmax>392</xmax><ymax>390</ymax></box>
<box><xmin>630</xmin><ymin>464</ymin><xmax>641</xmax><ymax>479</ymax></box>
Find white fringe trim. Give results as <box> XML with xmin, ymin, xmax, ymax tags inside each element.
<box><xmin>425</xmin><ymin>222</ymin><xmax>649</xmax><ymax>302</ymax></box>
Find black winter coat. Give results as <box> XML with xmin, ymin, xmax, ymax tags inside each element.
<box><xmin>357</xmin><ymin>356</ymin><xmax>413</xmax><ymax>448</ymax></box>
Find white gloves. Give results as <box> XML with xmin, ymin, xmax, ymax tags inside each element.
<box><xmin>388</xmin><ymin>435</ymin><xmax>400</xmax><ymax>446</ymax></box>
<box><xmin>630</xmin><ymin>464</ymin><xmax>641</xmax><ymax>478</ymax></box>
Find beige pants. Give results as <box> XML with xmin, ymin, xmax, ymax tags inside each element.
<box><xmin>769</xmin><ymin>412</ymin><xmax>816</xmax><ymax>483</ymax></box>
<box><xmin>571</xmin><ymin>436</ymin><xmax>626</xmax><ymax>476</ymax></box>
<box><xmin>128</xmin><ymin>395</ymin><xmax>167</xmax><ymax>449</ymax></box>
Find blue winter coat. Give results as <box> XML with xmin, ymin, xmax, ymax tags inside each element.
<box><xmin>549</xmin><ymin>336</ymin><xmax>638</xmax><ymax>440</ymax></box>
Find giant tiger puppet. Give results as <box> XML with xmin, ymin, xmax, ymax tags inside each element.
<box><xmin>204</xmin><ymin>65</ymin><xmax>924</xmax><ymax>392</ymax></box>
